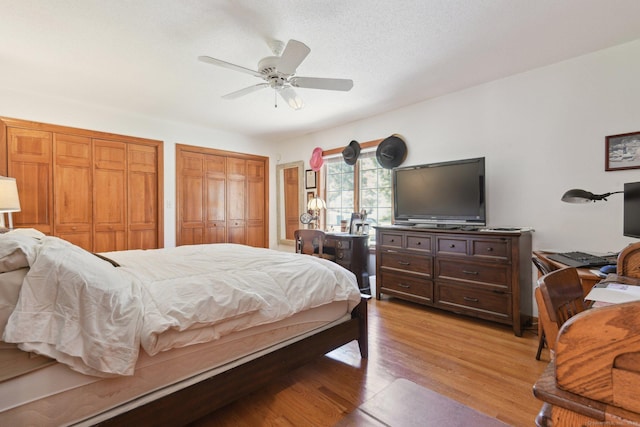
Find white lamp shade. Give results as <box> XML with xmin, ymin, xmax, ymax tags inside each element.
<box><xmin>307</xmin><ymin>197</ymin><xmax>326</xmax><ymax>211</ymax></box>
<box><xmin>0</xmin><ymin>176</ymin><xmax>21</xmax><ymax>212</ymax></box>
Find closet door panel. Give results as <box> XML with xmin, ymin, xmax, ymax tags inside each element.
<box><xmin>93</xmin><ymin>140</ymin><xmax>126</xmax><ymax>252</ymax></box>
<box><xmin>6</xmin><ymin>127</ymin><xmax>53</xmax><ymax>234</ymax></box>
<box><xmin>128</xmin><ymin>144</ymin><xmax>158</xmax><ymax>249</ymax></box>
<box><xmin>205</xmin><ymin>154</ymin><xmax>226</xmax><ymax>243</ymax></box>
<box><xmin>226</xmin><ymin>157</ymin><xmax>246</xmax><ymax>245</ymax></box>
<box><xmin>246</xmin><ymin>159</ymin><xmax>265</xmax><ymax>248</ymax></box>
<box><xmin>53</xmin><ymin>134</ymin><xmax>92</xmax><ymax>250</ymax></box>
<box><xmin>177</xmin><ymin>151</ymin><xmax>205</xmax><ymax>246</ymax></box>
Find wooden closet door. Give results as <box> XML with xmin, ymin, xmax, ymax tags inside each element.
<box><xmin>177</xmin><ymin>151</ymin><xmax>205</xmax><ymax>245</ymax></box>
<box><xmin>53</xmin><ymin>134</ymin><xmax>92</xmax><ymax>250</ymax></box>
<box><xmin>128</xmin><ymin>143</ymin><xmax>158</xmax><ymax>249</ymax></box>
<box><xmin>226</xmin><ymin>157</ymin><xmax>246</xmax><ymax>244</ymax></box>
<box><xmin>205</xmin><ymin>154</ymin><xmax>226</xmax><ymax>243</ymax></box>
<box><xmin>284</xmin><ymin>166</ymin><xmax>299</xmax><ymax>241</ymax></box>
<box><xmin>93</xmin><ymin>139</ymin><xmax>127</xmax><ymax>252</ymax></box>
<box><xmin>246</xmin><ymin>159</ymin><xmax>266</xmax><ymax>247</ymax></box>
<box><xmin>6</xmin><ymin>127</ymin><xmax>53</xmax><ymax>234</ymax></box>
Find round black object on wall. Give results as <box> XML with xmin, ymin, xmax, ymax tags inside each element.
<box><xmin>342</xmin><ymin>140</ymin><xmax>361</xmax><ymax>165</ymax></box>
<box><xmin>376</xmin><ymin>135</ymin><xmax>407</xmax><ymax>169</ymax></box>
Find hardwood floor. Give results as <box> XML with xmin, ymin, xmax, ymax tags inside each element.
<box><xmin>188</xmin><ymin>297</ymin><xmax>548</xmax><ymax>426</ymax></box>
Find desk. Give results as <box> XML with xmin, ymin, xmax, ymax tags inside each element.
<box><xmin>533</xmin><ymin>251</ymin><xmax>602</xmax><ymax>295</ymax></box>
<box><xmin>325</xmin><ymin>233</ymin><xmax>370</xmax><ymax>294</ymax></box>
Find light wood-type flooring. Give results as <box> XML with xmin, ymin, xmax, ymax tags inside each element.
<box><xmin>189</xmin><ymin>297</ymin><xmax>548</xmax><ymax>426</ymax></box>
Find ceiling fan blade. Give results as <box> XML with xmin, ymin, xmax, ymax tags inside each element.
<box><xmin>198</xmin><ymin>55</ymin><xmax>263</xmax><ymax>78</ymax></box>
<box><xmin>290</xmin><ymin>76</ymin><xmax>353</xmax><ymax>91</ymax></box>
<box><xmin>278</xmin><ymin>86</ymin><xmax>304</xmax><ymax>110</ymax></box>
<box><xmin>222</xmin><ymin>83</ymin><xmax>269</xmax><ymax>99</ymax></box>
<box><xmin>277</xmin><ymin>40</ymin><xmax>310</xmax><ymax>75</ymax></box>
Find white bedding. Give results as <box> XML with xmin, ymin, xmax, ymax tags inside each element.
<box><xmin>2</xmin><ymin>237</ymin><xmax>360</xmax><ymax>377</ymax></box>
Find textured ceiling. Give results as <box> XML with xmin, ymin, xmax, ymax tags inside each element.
<box><xmin>1</xmin><ymin>0</ymin><xmax>640</xmax><ymax>142</ymax></box>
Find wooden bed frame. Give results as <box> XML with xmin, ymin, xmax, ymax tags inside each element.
<box><xmin>95</xmin><ymin>296</ymin><xmax>369</xmax><ymax>426</ymax></box>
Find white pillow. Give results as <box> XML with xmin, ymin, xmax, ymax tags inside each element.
<box><xmin>0</xmin><ymin>229</ymin><xmax>43</xmax><ymax>272</ymax></box>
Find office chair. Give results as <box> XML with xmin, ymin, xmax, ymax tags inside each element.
<box><xmin>538</xmin><ymin>267</ymin><xmax>588</xmax><ymax>357</ymax></box>
<box><xmin>532</xmin><ymin>256</ymin><xmax>558</xmax><ymax>360</ymax></box>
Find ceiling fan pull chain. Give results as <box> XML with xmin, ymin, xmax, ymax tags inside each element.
<box><xmin>274</xmin><ymin>90</ymin><xmax>278</xmax><ymax>108</ymax></box>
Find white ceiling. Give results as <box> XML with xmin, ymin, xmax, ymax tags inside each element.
<box><xmin>1</xmin><ymin>0</ymin><xmax>640</xmax><ymax>142</ymax></box>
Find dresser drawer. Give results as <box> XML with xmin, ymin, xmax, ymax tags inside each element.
<box><xmin>335</xmin><ymin>249</ymin><xmax>352</xmax><ymax>264</ymax></box>
<box><xmin>333</xmin><ymin>239</ymin><xmax>351</xmax><ymax>250</ymax></box>
<box><xmin>471</xmin><ymin>238</ymin><xmax>510</xmax><ymax>261</ymax></box>
<box><xmin>379</xmin><ymin>232</ymin><xmax>403</xmax><ymax>248</ymax></box>
<box><xmin>406</xmin><ymin>234</ymin><xmax>432</xmax><ymax>253</ymax></box>
<box><xmin>436</xmin><ymin>282</ymin><xmax>511</xmax><ymax>321</ymax></box>
<box><xmin>380</xmin><ymin>272</ymin><xmax>433</xmax><ymax>301</ymax></box>
<box><xmin>380</xmin><ymin>251</ymin><xmax>432</xmax><ymax>276</ymax></box>
<box><xmin>436</xmin><ymin>259</ymin><xmax>510</xmax><ymax>289</ymax></box>
<box><xmin>436</xmin><ymin>237</ymin><xmax>467</xmax><ymax>256</ymax></box>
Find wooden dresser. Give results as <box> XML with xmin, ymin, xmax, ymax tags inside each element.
<box><xmin>375</xmin><ymin>226</ymin><xmax>532</xmax><ymax>336</ymax></box>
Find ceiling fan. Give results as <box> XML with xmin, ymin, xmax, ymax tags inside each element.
<box><xmin>198</xmin><ymin>39</ymin><xmax>353</xmax><ymax>110</ymax></box>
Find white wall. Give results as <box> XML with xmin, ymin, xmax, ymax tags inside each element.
<box><xmin>2</xmin><ymin>39</ymin><xmax>640</xmax><ymax>267</ymax></box>
<box><xmin>277</xmin><ymin>39</ymin><xmax>640</xmax><ymax>256</ymax></box>
<box><xmin>0</xmin><ymin>88</ymin><xmax>276</xmax><ymax>248</ymax></box>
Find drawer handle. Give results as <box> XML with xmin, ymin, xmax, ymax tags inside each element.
<box><xmin>462</xmin><ymin>270</ymin><xmax>479</xmax><ymax>275</ymax></box>
<box><xmin>337</xmin><ymin>242</ymin><xmax>343</xmax><ymax>248</ymax></box>
<box><xmin>416</xmin><ymin>241</ymin><xmax>421</xmax><ymax>246</ymax></box>
<box><xmin>398</xmin><ymin>283</ymin><xmax>411</xmax><ymax>288</ymax></box>
<box><xmin>449</xmin><ymin>244</ymin><xmax>455</xmax><ymax>248</ymax></box>
<box><xmin>463</xmin><ymin>296</ymin><xmax>479</xmax><ymax>302</ymax></box>
<box><xmin>486</xmin><ymin>247</ymin><xmax>494</xmax><ymax>252</ymax></box>
<box><xmin>397</xmin><ymin>261</ymin><xmax>410</xmax><ymax>266</ymax></box>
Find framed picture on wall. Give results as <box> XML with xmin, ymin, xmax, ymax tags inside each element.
<box><xmin>605</xmin><ymin>131</ymin><xmax>640</xmax><ymax>171</ymax></box>
<box><xmin>306</xmin><ymin>191</ymin><xmax>315</xmax><ymax>206</ymax></box>
<box><xmin>305</xmin><ymin>169</ymin><xmax>317</xmax><ymax>189</ymax></box>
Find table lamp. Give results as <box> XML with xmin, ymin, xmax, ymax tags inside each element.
<box><xmin>561</xmin><ymin>189</ymin><xmax>623</xmax><ymax>203</ymax></box>
<box><xmin>307</xmin><ymin>196</ymin><xmax>326</xmax><ymax>229</ymax></box>
<box><xmin>0</xmin><ymin>176</ymin><xmax>21</xmax><ymax>231</ymax></box>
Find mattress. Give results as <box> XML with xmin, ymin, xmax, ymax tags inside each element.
<box><xmin>0</xmin><ymin>300</ymin><xmax>350</xmax><ymax>426</ymax></box>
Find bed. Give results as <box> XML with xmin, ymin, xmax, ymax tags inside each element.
<box><xmin>0</xmin><ymin>229</ymin><xmax>368</xmax><ymax>426</ymax></box>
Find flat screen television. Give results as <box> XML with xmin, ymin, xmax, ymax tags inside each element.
<box><xmin>393</xmin><ymin>157</ymin><xmax>486</xmax><ymax>227</ymax></box>
<box><xmin>624</xmin><ymin>181</ymin><xmax>640</xmax><ymax>238</ymax></box>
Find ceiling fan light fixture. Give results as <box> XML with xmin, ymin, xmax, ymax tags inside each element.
<box><xmin>279</xmin><ymin>86</ymin><xmax>304</xmax><ymax>110</ymax></box>
<box><xmin>199</xmin><ymin>39</ymin><xmax>351</xmax><ymax>110</ymax></box>
<box><xmin>287</xmin><ymin>97</ymin><xmax>304</xmax><ymax>110</ymax></box>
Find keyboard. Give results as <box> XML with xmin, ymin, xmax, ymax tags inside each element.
<box><xmin>547</xmin><ymin>251</ymin><xmax>615</xmax><ymax>268</ymax></box>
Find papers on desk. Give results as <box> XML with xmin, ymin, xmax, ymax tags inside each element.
<box><xmin>586</xmin><ymin>283</ymin><xmax>640</xmax><ymax>305</ymax></box>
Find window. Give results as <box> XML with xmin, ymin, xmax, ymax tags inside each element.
<box><xmin>324</xmin><ymin>150</ymin><xmax>392</xmax><ymax>241</ymax></box>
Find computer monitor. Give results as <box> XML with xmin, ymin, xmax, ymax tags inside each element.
<box><xmin>623</xmin><ymin>181</ymin><xmax>640</xmax><ymax>238</ymax></box>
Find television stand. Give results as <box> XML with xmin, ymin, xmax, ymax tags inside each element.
<box><xmin>375</xmin><ymin>226</ymin><xmax>532</xmax><ymax>336</ymax></box>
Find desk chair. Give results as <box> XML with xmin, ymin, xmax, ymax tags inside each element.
<box><xmin>617</xmin><ymin>241</ymin><xmax>640</xmax><ymax>279</ymax></box>
<box><xmin>538</xmin><ymin>267</ymin><xmax>588</xmax><ymax>357</ymax></box>
<box><xmin>294</xmin><ymin>229</ymin><xmax>334</xmax><ymax>260</ymax></box>
<box><xmin>532</xmin><ymin>256</ymin><xmax>559</xmax><ymax>360</ymax></box>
